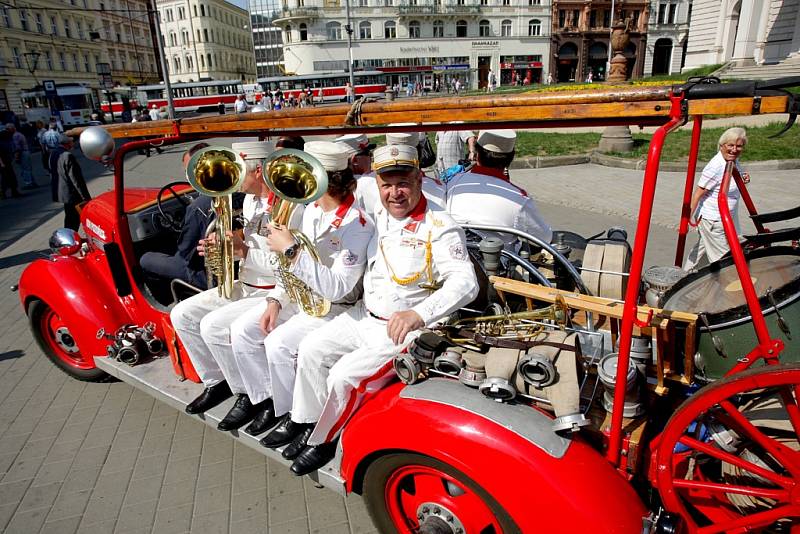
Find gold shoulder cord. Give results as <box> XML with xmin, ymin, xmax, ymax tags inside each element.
<box><xmin>379</xmin><ymin>231</ymin><xmax>435</xmax><ymax>287</ymax></box>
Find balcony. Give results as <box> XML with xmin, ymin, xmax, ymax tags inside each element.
<box><xmin>397</xmin><ymin>3</ymin><xmax>482</xmax><ymax>16</ymax></box>
<box><xmin>273</xmin><ymin>6</ymin><xmax>321</xmax><ymax>22</ymax></box>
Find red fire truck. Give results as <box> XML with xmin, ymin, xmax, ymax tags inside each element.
<box><xmin>17</xmin><ymin>78</ymin><xmax>800</xmax><ymax>533</ymax></box>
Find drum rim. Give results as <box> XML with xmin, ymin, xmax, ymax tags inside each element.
<box><xmin>663</xmin><ymin>246</ymin><xmax>800</xmax><ymax>328</ymax></box>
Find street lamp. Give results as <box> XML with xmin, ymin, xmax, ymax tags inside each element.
<box><xmin>23</xmin><ymin>51</ymin><xmax>41</xmax><ymax>86</ymax></box>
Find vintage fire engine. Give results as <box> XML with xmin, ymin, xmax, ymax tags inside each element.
<box><xmin>17</xmin><ymin>77</ymin><xmax>800</xmax><ymax>533</ymax></box>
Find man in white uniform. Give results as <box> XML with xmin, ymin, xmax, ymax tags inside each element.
<box><xmin>225</xmin><ymin>142</ymin><xmax>374</xmax><ymax>443</ymax></box>
<box><xmin>171</xmin><ymin>141</ymin><xmax>301</xmax><ymax>429</ymax></box>
<box><xmin>277</xmin><ymin>144</ymin><xmax>478</xmax><ymax>475</ymax></box>
<box><xmin>444</xmin><ymin>129</ymin><xmax>552</xmax><ymax>247</ymax></box>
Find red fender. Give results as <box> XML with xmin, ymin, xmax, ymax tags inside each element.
<box><xmin>341</xmin><ymin>380</ymin><xmax>647</xmax><ymax>533</ymax></box>
<box><xmin>18</xmin><ymin>253</ymin><xmax>135</xmax><ymax>361</ymax></box>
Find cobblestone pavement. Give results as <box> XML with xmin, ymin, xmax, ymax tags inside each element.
<box><xmin>0</xmin><ymin>135</ymin><xmax>797</xmax><ymax>533</ymax></box>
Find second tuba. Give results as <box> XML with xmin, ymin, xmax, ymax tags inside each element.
<box><xmin>187</xmin><ymin>146</ymin><xmax>246</xmax><ymax>299</ymax></box>
<box><xmin>263</xmin><ymin>148</ymin><xmax>331</xmax><ymax>317</ymax></box>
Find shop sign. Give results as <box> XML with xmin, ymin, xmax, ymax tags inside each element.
<box><xmin>529</xmin><ymin>61</ymin><xmax>543</xmax><ymax>68</ymax></box>
<box><xmin>441</xmin><ymin>64</ymin><xmax>470</xmax><ymax>70</ymax></box>
<box><xmin>500</xmin><ymin>62</ymin><xmax>513</xmax><ymax>69</ymax></box>
<box><xmin>399</xmin><ymin>45</ymin><xmax>440</xmax><ymax>54</ymax></box>
<box><xmin>377</xmin><ymin>66</ymin><xmax>433</xmax><ymax>73</ymax></box>
<box><xmin>471</xmin><ymin>40</ymin><xmax>499</xmax><ymax>48</ymax></box>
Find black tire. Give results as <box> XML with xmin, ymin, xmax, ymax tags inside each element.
<box><xmin>363</xmin><ymin>452</ymin><xmax>521</xmax><ymax>534</ymax></box>
<box><xmin>28</xmin><ymin>300</ymin><xmax>111</xmax><ymax>382</ymax></box>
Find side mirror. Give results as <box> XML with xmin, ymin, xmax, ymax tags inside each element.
<box><xmin>49</xmin><ymin>228</ymin><xmax>83</xmax><ymax>256</ymax></box>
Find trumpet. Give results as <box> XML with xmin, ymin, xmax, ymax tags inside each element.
<box><xmin>186</xmin><ymin>147</ymin><xmax>246</xmax><ymax>299</ymax></box>
<box><xmin>263</xmin><ymin>148</ymin><xmax>331</xmax><ymax>317</ymax></box>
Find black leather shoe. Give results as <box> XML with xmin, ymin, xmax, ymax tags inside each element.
<box><xmin>290</xmin><ymin>442</ymin><xmax>337</xmax><ymax>476</ymax></box>
<box><xmin>244</xmin><ymin>399</ymin><xmax>277</xmax><ymax>436</ymax></box>
<box><xmin>185</xmin><ymin>381</ymin><xmax>232</xmax><ymax>414</ymax></box>
<box><xmin>217</xmin><ymin>394</ymin><xmax>258</xmax><ymax>431</ymax></box>
<box><xmin>282</xmin><ymin>424</ymin><xmax>315</xmax><ymax>460</ymax></box>
<box><xmin>259</xmin><ymin>415</ymin><xmax>309</xmax><ymax>449</ymax></box>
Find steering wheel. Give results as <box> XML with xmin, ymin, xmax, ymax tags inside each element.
<box><xmin>156</xmin><ymin>181</ymin><xmax>193</xmax><ymax>233</ymax></box>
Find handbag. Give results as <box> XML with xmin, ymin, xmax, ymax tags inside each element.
<box><xmin>418</xmin><ymin>135</ymin><xmax>437</xmax><ymax>169</ymax></box>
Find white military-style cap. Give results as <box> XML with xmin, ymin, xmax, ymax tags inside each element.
<box><xmin>386</xmin><ymin>123</ymin><xmax>422</xmax><ymax>146</ymax></box>
<box><xmin>304</xmin><ymin>140</ymin><xmax>350</xmax><ymax>172</ymax></box>
<box><xmin>231</xmin><ymin>141</ymin><xmax>275</xmax><ymax>160</ymax></box>
<box><xmin>335</xmin><ymin>133</ymin><xmax>371</xmax><ymax>155</ymax></box>
<box><xmin>477</xmin><ymin>130</ymin><xmax>516</xmax><ymax>153</ymax></box>
<box><xmin>372</xmin><ymin>144</ymin><xmax>419</xmax><ymax>174</ymax></box>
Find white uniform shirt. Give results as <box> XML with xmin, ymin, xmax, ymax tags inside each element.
<box><xmin>356</xmin><ymin>172</ymin><xmax>445</xmax><ymax>220</ymax></box>
<box><xmin>697</xmin><ymin>152</ymin><xmax>743</xmax><ymax>224</ymax></box>
<box><xmin>445</xmin><ymin>166</ymin><xmax>552</xmax><ymax>246</ymax></box>
<box><xmin>268</xmin><ymin>195</ymin><xmax>373</xmax><ymax>309</ymax></box>
<box><xmin>364</xmin><ymin>197</ymin><xmax>478</xmax><ymax>325</ymax></box>
<box><xmin>148</xmin><ymin>108</ymin><xmax>160</xmax><ymax>121</ymax></box>
<box><xmin>239</xmin><ymin>194</ymin><xmax>304</xmax><ymax>288</ymax></box>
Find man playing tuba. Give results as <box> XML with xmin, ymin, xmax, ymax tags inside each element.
<box><xmin>170</xmin><ymin>141</ymin><xmax>303</xmax><ymax>425</ymax></box>
<box><xmin>225</xmin><ymin>141</ymin><xmax>375</xmax><ymax>443</ymax></box>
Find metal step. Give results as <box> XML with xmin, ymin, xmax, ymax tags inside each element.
<box><xmin>94</xmin><ymin>355</ymin><xmax>347</xmax><ymax>494</ymax></box>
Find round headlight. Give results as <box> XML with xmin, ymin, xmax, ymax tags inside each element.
<box><xmin>49</xmin><ymin>229</ymin><xmax>82</xmax><ymax>256</ymax></box>
<box><xmin>80</xmin><ymin>126</ymin><xmax>115</xmax><ymax>161</ymax></box>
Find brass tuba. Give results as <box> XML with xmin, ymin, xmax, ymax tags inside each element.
<box><xmin>263</xmin><ymin>148</ymin><xmax>331</xmax><ymax>317</ymax></box>
<box><xmin>187</xmin><ymin>146</ymin><xmax>246</xmax><ymax>299</ymax></box>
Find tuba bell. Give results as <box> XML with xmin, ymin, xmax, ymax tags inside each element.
<box><xmin>263</xmin><ymin>148</ymin><xmax>331</xmax><ymax>317</ymax></box>
<box><xmin>187</xmin><ymin>146</ymin><xmax>246</xmax><ymax>299</ymax></box>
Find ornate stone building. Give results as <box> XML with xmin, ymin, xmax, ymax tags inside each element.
<box><xmin>642</xmin><ymin>0</ymin><xmax>690</xmax><ymax>75</ymax></box>
<box><xmin>550</xmin><ymin>0</ymin><xmax>649</xmax><ymax>82</ymax></box>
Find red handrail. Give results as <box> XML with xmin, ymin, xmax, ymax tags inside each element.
<box><xmin>675</xmin><ymin>116</ymin><xmax>703</xmax><ymax>266</ymax></box>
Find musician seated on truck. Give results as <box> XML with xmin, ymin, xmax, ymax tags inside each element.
<box><xmin>683</xmin><ymin>127</ymin><xmax>751</xmax><ymax>271</ymax></box>
<box><xmin>443</xmin><ymin>130</ymin><xmax>552</xmax><ymax>248</ymax></box>
<box><xmin>269</xmin><ymin>144</ymin><xmax>478</xmax><ymax>476</ymax></box>
<box><xmin>223</xmin><ymin>141</ymin><xmax>373</xmax><ymax>443</ymax></box>
<box><xmin>140</xmin><ymin>143</ymin><xmax>211</xmax><ymax>290</ymax></box>
<box><xmin>170</xmin><ymin>141</ymin><xmax>303</xmax><ymax>420</ymax></box>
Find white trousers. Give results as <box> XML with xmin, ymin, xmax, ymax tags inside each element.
<box><xmin>170</xmin><ymin>283</ymin><xmax>267</xmax><ymax>393</ymax></box>
<box><xmin>263</xmin><ymin>304</ymin><xmax>348</xmax><ymax>415</ymax></box>
<box><xmin>292</xmin><ymin>302</ymin><xmax>416</xmax><ymax>446</ymax></box>
<box><xmin>683</xmin><ymin>219</ymin><xmax>732</xmax><ymax>270</ymax></box>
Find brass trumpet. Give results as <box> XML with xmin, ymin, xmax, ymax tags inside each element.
<box><xmin>187</xmin><ymin>147</ymin><xmax>246</xmax><ymax>299</ymax></box>
<box><xmin>263</xmin><ymin>148</ymin><xmax>331</xmax><ymax>317</ymax></box>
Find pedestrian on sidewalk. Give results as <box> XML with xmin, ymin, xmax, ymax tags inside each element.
<box><xmin>7</xmin><ymin>123</ymin><xmax>35</xmax><ymax>188</ymax></box>
<box><xmin>683</xmin><ymin>127</ymin><xmax>750</xmax><ymax>270</ymax></box>
<box><xmin>149</xmin><ymin>104</ymin><xmax>160</xmax><ymax>121</ymax></box>
<box><xmin>0</xmin><ymin>125</ymin><xmax>20</xmax><ymax>198</ymax></box>
<box><xmin>50</xmin><ymin>134</ymin><xmax>91</xmax><ymax>231</ymax></box>
<box><xmin>217</xmin><ymin>101</ymin><xmax>226</xmax><ymax>115</ymax></box>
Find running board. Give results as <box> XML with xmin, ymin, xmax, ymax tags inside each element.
<box><xmin>94</xmin><ymin>355</ymin><xmax>347</xmax><ymax>494</ymax></box>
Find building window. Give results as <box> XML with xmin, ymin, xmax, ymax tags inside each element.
<box><xmin>558</xmin><ymin>9</ymin><xmax>566</xmax><ymax>27</ymax></box>
<box><xmin>77</xmin><ymin>20</ymin><xmax>84</xmax><ymax>39</ymax></box>
<box><xmin>84</xmin><ymin>54</ymin><xmax>90</xmax><ymax>71</ymax></box>
<box><xmin>528</xmin><ymin>19</ymin><xmax>540</xmax><ymax>36</ymax></box>
<box><xmin>479</xmin><ymin>19</ymin><xmax>490</xmax><ymax>37</ymax></box>
<box><xmin>47</xmin><ymin>52</ymin><xmax>54</xmax><ymax>69</ymax></box>
<box><xmin>73</xmin><ymin>53</ymin><xmax>80</xmax><ymax>70</ymax></box>
<box><xmin>166</xmin><ymin>9</ymin><xmax>173</xmax><ymax>22</ymax></box>
<box><xmin>182</xmin><ymin>29</ymin><xmax>189</xmax><ymax>45</ymax></box>
<box><xmin>327</xmin><ymin>21</ymin><xmax>342</xmax><ymax>40</ymax></box>
<box><xmin>169</xmin><ymin>32</ymin><xmax>177</xmax><ymax>46</ymax></box>
<box><xmin>668</xmin><ymin>3</ymin><xmax>677</xmax><ymax>24</ymax></box>
<box><xmin>501</xmin><ymin>19</ymin><xmax>511</xmax><ymax>36</ymax></box>
<box><xmin>207</xmin><ymin>53</ymin><xmax>212</xmax><ymax>67</ymax></box>
<box><xmin>178</xmin><ymin>6</ymin><xmax>185</xmax><ymax>19</ymax></box>
<box><xmin>528</xmin><ymin>0</ymin><xmax>540</xmax><ymax>4</ymax></box>
<box><xmin>173</xmin><ymin>56</ymin><xmax>180</xmax><ymax>71</ymax></box>
<box><xmin>59</xmin><ymin>52</ymin><xmax>67</xmax><ymax>70</ymax></box>
<box><xmin>193</xmin><ymin>4</ymin><xmax>197</xmax><ymax>16</ymax></box>
<box><xmin>385</xmin><ymin>0</ymin><xmax>392</xmax><ymax>6</ymax></box>
<box><xmin>18</xmin><ymin>10</ymin><xmax>28</xmax><ymax>31</ymax></box>
<box><xmin>186</xmin><ymin>55</ymin><xmax>193</xmax><ymax>70</ymax></box>
<box><xmin>35</xmin><ymin>13</ymin><xmax>44</xmax><ymax>33</ymax></box>
<box><xmin>1</xmin><ymin>7</ymin><xmax>10</xmax><ymax>27</ymax></box>
<box><xmin>12</xmin><ymin>47</ymin><xmax>21</xmax><ymax>69</ymax></box>
<box><xmin>203</xmin><ymin>28</ymin><xmax>209</xmax><ymax>41</ymax></box>
<box><xmin>433</xmin><ymin>20</ymin><xmax>443</xmax><ymax>37</ymax></box>
<box><xmin>285</xmin><ymin>25</ymin><xmax>292</xmax><ymax>42</ymax></box>
<box><xmin>456</xmin><ymin>20</ymin><xmax>467</xmax><ymax>37</ymax></box>
<box><xmin>409</xmin><ymin>20</ymin><xmax>420</xmax><ymax>38</ymax></box>
<box><xmin>384</xmin><ymin>20</ymin><xmax>396</xmax><ymax>38</ymax></box>
<box><xmin>359</xmin><ymin>0</ymin><xmax>367</xmax><ymax>5</ymax></box>
<box><xmin>480</xmin><ymin>0</ymin><xmax>487</xmax><ymax>5</ymax></box>
<box><xmin>602</xmin><ymin>9</ymin><xmax>610</xmax><ymax>27</ymax></box>
<box><xmin>200</xmin><ymin>54</ymin><xmax>205</xmax><ymax>68</ymax></box>
<box><xmin>300</xmin><ymin>22</ymin><xmax>308</xmax><ymax>40</ymax></box>
<box><xmin>201</xmin><ymin>5</ymin><xmax>206</xmax><ymax>16</ymax></box>
<box><xmin>502</xmin><ymin>0</ymin><xmax>510</xmax><ymax>5</ymax></box>
<box><xmin>197</xmin><ymin>29</ymin><xmax>201</xmax><ymax>41</ymax></box>
<box><xmin>359</xmin><ymin>21</ymin><xmax>371</xmax><ymax>39</ymax></box>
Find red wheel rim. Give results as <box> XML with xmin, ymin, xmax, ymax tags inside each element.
<box><xmin>39</xmin><ymin>306</ymin><xmax>91</xmax><ymax>370</ymax></box>
<box><xmin>384</xmin><ymin>464</ymin><xmax>504</xmax><ymax>534</ymax></box>
<box><xmin>655</xmin><ymin>365</ymin><xmax>800</xmax><ymax>533</ymax></box>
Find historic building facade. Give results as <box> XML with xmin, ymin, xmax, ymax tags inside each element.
<box><xmin>0</xmin><ymin>0</ymin><xmax>160</xmax><ymax>117</ymax></box>
<box><xmin>156</xmin><ymin>0</ymin><xmax>257</xmax><ymax>83</ymax></box>
<box><xmin>550</xmin><ymin>0</ymin><xmax>649</xmax><ymax>82</ymax></box>
<box><xmin>642</xmin><ymin>0</ymin><xmax>690</xmax><ymax>75</ymax></box>
<box><xmin>684</xmin><ymin>0</ymin><xmax>800</xmax><ymax>69</ymax></box>
<box><xmin>274</xmin><ymin>0</ymin><xmax>552</xmax><ymax>91</ymax></box>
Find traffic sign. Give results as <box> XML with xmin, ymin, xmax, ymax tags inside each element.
<box><xmin>43</xmin><ymin>80</ymin><xmax>57</xmax><ymax>98</ymax></box>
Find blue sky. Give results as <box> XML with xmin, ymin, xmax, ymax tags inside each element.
<box><xmin>226</xmin><ymin>0</ymin><xmax>249</xmax><ymax>10</ymax></box>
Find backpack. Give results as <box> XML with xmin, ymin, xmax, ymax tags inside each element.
<box><xmin>418</xmin><ymin>135</ymin><xmax>437</xmax><ymax>168</ymax></box>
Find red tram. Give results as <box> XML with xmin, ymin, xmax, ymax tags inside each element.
<box><xmin>16</xmin><ymin>78</ymin><xmax>800</xmax><ymax>533</ymax></box>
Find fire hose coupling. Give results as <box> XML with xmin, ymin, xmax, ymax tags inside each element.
<box><xmin>394</xmin><ymin>331</ymin><xmax>452</xmax><ymax>385</ymax></box>
<box><xmin>479</xmin><ymin>347</ymin><xmax>519</xmax><ymax>402</ymax></box>
<box><xmin>96</xmin><ymin>322</ymin><xmax>165</xmax><ymax>367</ymax></box>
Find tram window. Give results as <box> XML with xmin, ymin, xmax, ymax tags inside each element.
<box><xmin>61</xmin><ymin>94</ymin><xmax>90</xmax><ymax>110</ymax></box>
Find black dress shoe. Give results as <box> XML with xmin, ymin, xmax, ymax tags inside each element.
<box><xmin>290</xmin><ymin>442</ymin><xmax>337</xmax><ymax>476</ymax></box>
<box><xmin>217</xmin><ymin>394</ymin><xmax>259</xmax><ymax>431</ymax></box>
<box><xmin>259</xmin><ymin>415</ymin><xmax>309</xmax><ymax>449</ymax></box>
<box><xmin>244</xmin><ymin>399</ymin><xmax>277</xmax><ymax>436</ymax></box>
<box><xmin>282</xmin><ymin>424</ymin><xmax>315</xmax><ymax>460</ymax></box>
<box><xmin>185</xmin><ymin>381</ymin><xmax>232</xmax><ymax>414</ymax></box>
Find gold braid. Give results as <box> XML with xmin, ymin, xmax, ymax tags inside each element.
<box><xmin>379</xmin><ymin>231</ymin><xmax>434</xmax><ymax>286</ymax></box>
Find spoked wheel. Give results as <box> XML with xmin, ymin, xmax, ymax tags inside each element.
<box><xmin>28</xmin><ymin>300</ymin><xmax>109</xmax><ymax>382</ymax></box>
<box><xmin>363</xmin><ymin>453</ymin><xmax>520</xmax><ymax>534</ymax></box>
<box><xmin>655</xmin><ymin>364</ymin><xmax>800</xmax><ymax>533</ymax></box>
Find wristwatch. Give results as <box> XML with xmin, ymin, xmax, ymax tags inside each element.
<box><xmin>283</xmin><ymin>242</ymin><xmax>300</xmax><ymax>260</ymax></box>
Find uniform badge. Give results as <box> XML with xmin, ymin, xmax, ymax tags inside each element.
<box><xmin>342</xmin><ymin>250</ymin><xmax>359</xmax><ymax>266</ymax></box>
<box><xmin>432</xmin><ymin>218</ymin><xmax>444</xmax><ymax>228</ymax></box>
<box><xmin>449</xmin><ymin>243</ymin><xmax>467</xmax><ymax>260</ymax></box>
<box><xmin>390</xmin><ymin>146</ymin><xmax>400</xmax><ymax>157</ymax></box>
<box><xmin>329</xmin><ymin>236</ymin><xmax>341</xmax><ymax>249</ymax></box>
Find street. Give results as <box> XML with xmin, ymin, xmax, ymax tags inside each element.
<box><xmin>0</xmin><ymin>137</ymin><xmax>798</xmax><ymax>534</ymax></box>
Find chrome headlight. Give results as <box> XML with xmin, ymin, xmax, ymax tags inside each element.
<box><xmin>49</xmin><ymin>229</ymin><xmax>82</xmax><ymax>256</ymax></box>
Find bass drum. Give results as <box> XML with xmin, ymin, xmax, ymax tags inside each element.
<box><xmin>662</xmin><ymin>246</ymin><xmax>800</xmax><ymax>380</ymax></box>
